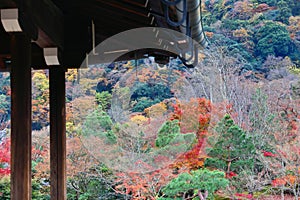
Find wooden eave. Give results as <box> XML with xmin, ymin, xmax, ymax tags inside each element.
<box><xmin>0</xmin><ymin>0</ymin><xmax>179</xmax><ymax>71</ymax></box>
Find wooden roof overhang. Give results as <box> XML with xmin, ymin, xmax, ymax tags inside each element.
<box><xmin>0</xmin><ymin>0</ymin><xmax>184</xmax><ymax>71</ymax></box>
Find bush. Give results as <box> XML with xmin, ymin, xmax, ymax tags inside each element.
<box><xmin>155</xmin><ymin>120</ymin><xmax>181</xmax><ymax>148</ymax></box>
<box><xmin>159</xmin><ymin>169</ymin><xmax>229</xmax><ymax>200</ymax></box>
<box><xmin>0</xmin><ymin>176</ymin><xmax>50</xmax><ymax>200</ymax></box>
<box><xmin>82</xmin><ymin>106</ymin><xmax>113</xmax><ymax>134</ymax></box>
<box><xmin>95</xmin><ymin>91</ymin><xmax>112</xmax><ymax>111</ymax></box>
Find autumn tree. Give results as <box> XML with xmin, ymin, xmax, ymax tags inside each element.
<box><xmin>230</xmin><ymin>0</ymin><xmax>254</xmax><ymax>20</ymax></box>
<box><xmin>115</xmin><ymin>168</ymin><xmax>173</xmax><ymax>200</ymax></box>
<box><xmin>0</xmin><ymin>73</ymin><xmax>10</xmax><ymax>128</ymax></box>
<box><xmin>262</xmin><ymin>96</ymin><xmax>300</xmax><ymax>199</ymax></box>
<box><xmin>170</xmin><ymin>98</ymin><xmax>211</xmax><ymax>171</ymax></box>
<box><xmin>233</xmin><ymin>28</ymin><xmax>251</xmax><ymax>43</ymax></box>
<box><xmin>0</xmin><ymin>138</ymin><xmax>10</xmax><ymax>177</ymax></box>
<box><xmin>0</xmin><ymin>95</ymin><xmax>10</xmax><ymax>128</ymax></box>
<box><xmin>32</xmin><ymin>71</ymin><xmax>49</xmax><ymax>130</ymax></box>
<box><xmin>67</xmin><ymin>137</ymin><xmax>122</xmax><ymax>199</ymax></box>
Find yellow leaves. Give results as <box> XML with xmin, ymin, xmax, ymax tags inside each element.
<box><xmin>66</xmin><ymin>121</ymin><xmax>76</xmax><ymax>135</ymax></box>
<box><xmin>130</xmin><ymin>115</ymin><xmax>149</xmax><ymax>125</ymax></box>
<box><xmin>66</xmin><ymin>69</ymin><xmax>78</xmax><ymax>82</ymax></box>
<box><xmin>288</xmin><ymin>65</ymin><xmax>300</xmax><ymax>76</ymax></box>
<box><xmin>71</xmin><ymin>96</ymin><xmax>96</xmax><ymax>125</ymax></box>
<box><xmin>32</xmin><ymin>71</ymin><xmax>49</xmax><ymax>92</ymax></box>
<box><xmin>123</xmin><ymin>61</ymin><xmax>135</xmax><ymax>69</ymax></box>
<box><xmin>288</xmin><ymin>16</ymin><xmax>300</xmax><ymax>31</ymax></box>
<box><xmin>144</xmin><ymin>102</ymin><xmax>167</xmax><ymax>118</ymax></box>
<box><xmin>288</xmin><ymin>16</ymin><xmax>300</xmax><ymax>40</ymax></box>
<box><xmin>233</xmin><ymin>28</ymin><xmax>249</xmax><ymax>38</ymax></box>
<box><xmin>198</xmin><ymin>52</ymin><xmax>206</xmax><ymax>62</ymax></box>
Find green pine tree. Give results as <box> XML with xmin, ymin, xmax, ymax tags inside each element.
<box><xmin>159</xmin><ymin>169</ymin><xmax>229</xmax><ymax>200</ymax></box>
<box><xmin>205</xmin><ymin>114</ymin><xmax>256</xmax><ymax>173</ymax></box>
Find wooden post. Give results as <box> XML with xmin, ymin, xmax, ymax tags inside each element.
<box><xmin>49</xmin><ymin>67</ymin><xmax>66</xmax><ymax>200</ymax></box>
<box><xmin>10</xmin><ymin>34</ymin><xmax>32</xmax><ymax>200</ymax></box>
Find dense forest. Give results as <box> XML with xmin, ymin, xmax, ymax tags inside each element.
<box><xmin>1</xmin><ymin>0</ymin><xmax>300</xmax><ymax>199</ymax></box>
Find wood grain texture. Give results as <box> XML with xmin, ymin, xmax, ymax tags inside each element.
<box><xmin>10</xmin><ymin>34</ymin><xmax>32</xmax><ymax>200</ymax></box>
<box><xmin>50</xmin><ymin>67</ymin><xmax>67</xmax><ymax>200</ymax></box>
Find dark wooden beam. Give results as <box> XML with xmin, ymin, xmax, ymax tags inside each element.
<box><xmin>70</xmin><ymin>2</ymin><xmax>151</xmax><ymax>28</ymax></box>
<box><xmin>97</xmin><ymin>0</ymin><xmax>149</xmax><ymax>17</ymax></box>
<box><xmin>24</xmin><ymin>0</ymin><xmax>64</xmax><ymax>48</ymax></box>
<box><xmin>49</xmin><ymin>67</ymin><xmax>67</xmax><ymax>200</ymax></box>
<box><xmin>0</xmin><ymin>55</ymin><xmax>11</xmax><ymax>72</ymax></box>
<box><xmin>0</xmin><ymin>59</ymin><xmax>9</xmax><ymax>72</ymax></box>
<box><xmin>0</xmin><ymin>0</ymin><xmax>63</xmax><ymax>48</ymax></box>
<box><xmin>149</xmin><ymin>0</ymin><xmax>174</xmax><ymax>29</ymax></box>
<box><xmin>121</xmin><ymin>0</ymin><xmax>148</xmax><ymax>8</ymax></box>
<box><xmin>10</xmin><ymin>34</ymin><xmax>32</xmax><ymax>200</ymax></box>
<box><xmin>0</xmin><ymin>0</ymin><xmax>16</xmax><ymax>8</ymax></box>
<box><xmin>0</xmin><ymin>28</ymin><xmax>11</xmax><ymax>55</ymax></box>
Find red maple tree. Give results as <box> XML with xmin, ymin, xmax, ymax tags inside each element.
<box><xmin>0</xmin><ymin>138</ymin><xmax>10</xmax><ymax>176</ymax></box>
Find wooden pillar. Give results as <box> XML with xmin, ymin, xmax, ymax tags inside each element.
<box><xmin>10</xmin><ymin>34</ymin><xmax>32</xmax><ymax>200</ymax></box>
<box><xmin>49</xmin><ymin>67</ymin><xmax>66</xmax><ymax>200</ymax></box>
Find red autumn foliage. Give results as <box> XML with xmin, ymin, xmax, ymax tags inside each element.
<box><xmin>170</xmin><ymin>98</ymin><xmax>211</xmax><ymax>137</ymax></box>
<box><xmin>0</xmin><ymin>138</ymin><xmax>10</xmax><ymax>176</ymax></box>
<box><xmin>170</xmin><ymin>98</ymin><xmax>212</xmax><ymax>171</ymax></box>
<box><xmin>272</xmin><ymin>175</ymin><xmax>297</xmax><ymax>188</ymax></box>
<box><xmin>235</xmin><ymin>193</ymin><xmax>253</xmax><ymax>199</ymax></box>
<box><xmin>170</xmin><ymin>102</ymin><xmax>182</xmax><ymax>122</ymax></box>
<box><xmin>172</xmin><ymin>142</ymin><xmax>206</xmax><ymax>171</ymax></box>
<box><xmin>262</xmin><ymin>150</ymin><xmax>277</xmax><ymax>157</ymax></box>
<box><xmin>272</xmin><ymin>178</ymin><xmax>287</xmax><ymax>187</ymax></box>
<box><xmin>117</xmin><ymin>98</ymin><xmax>213</xmax><ymax>198</ymax></box>
<box><xmin>226</xmin><ymin>171</ymin><xmax>238</xmax><ymax>178</ymax></box>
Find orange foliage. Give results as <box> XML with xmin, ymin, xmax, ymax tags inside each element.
<box><xmin>170</xmin><ymin>98</ymin><xmax>211</xmax><ymax>137</ymax></box>
<box><xmin>115</xmin><ymin>163</ymin><xmax>174</xmax><ymax>199</ymax></box>
<box><xmin>32</xmin><ymin>129</ymin><xmax>50</xmax><ymax>179</ymax></box>
<box><xmin>170</xmin><ymin>98</ymin><xmax>212</xmax><ymax>170</ymax></box>
<box><xmin>67</xmin><ymin>137</ymin><xmax>99</xmax><ymax>178</ymax></box>
<box><xmin>205</xmin><ymin>31</ymin><xmax>214</xmax><ymax>38</ymax></box>
<box><xmin>272</xmin><ymin>175</ymin><xmax>297</xmax><ymax>187</ymax></box>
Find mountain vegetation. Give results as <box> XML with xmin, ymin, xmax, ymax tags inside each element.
<box><xmin>0</xmin><ymin>0</ymin><xmax>300</xmax><ymax>199</ymax></box>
